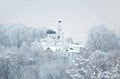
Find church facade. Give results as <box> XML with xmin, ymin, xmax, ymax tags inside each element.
<box><xmin>40</xmin><ymin>21</ymin><xmax>64</xmax><ymax>52</ymax></box>
<box><xmin>32</xmin><ymin>21</ymin><xmax>85</xmax><ymax>61</ymax></box>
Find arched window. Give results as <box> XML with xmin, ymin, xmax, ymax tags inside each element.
<box><xmin>58</xmin><ymin>35</ymin><xmax>60</xmax><ymax>39</ymax></box>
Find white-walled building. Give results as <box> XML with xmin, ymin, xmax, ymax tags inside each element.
<box><xmin>40</xmin><ymin>21</ymin><xmax>64</xmax><ymax>52</ymax></box>
<box><xmin>32</xmin><ymin>21</ymin><xmax>85</xmax><ymax>60</ymax></box>
<box><xmin>66</xmin><ymin>43</ymin><xmax>85</xmax><ymax>60</ymax></box>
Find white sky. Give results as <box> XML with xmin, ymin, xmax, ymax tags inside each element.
<box><xmin>0</xmin><ymin>0</ymin><xmax>120</xmax><ymax>42</ymax></box>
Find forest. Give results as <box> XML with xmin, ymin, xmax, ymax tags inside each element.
<box><xmin>0</xmin><ymin>23</ymin><xmax>120</xmax><ymax>79</ymax></box>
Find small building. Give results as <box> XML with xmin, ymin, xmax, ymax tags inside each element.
<box><xmin>66</xmin><ymin>43</ymin><xmax>85</xmax><ymax>60</ymax></box>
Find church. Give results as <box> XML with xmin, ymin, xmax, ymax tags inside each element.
<box><xmin>46</xmin><ymin>21</ymin><xmax>64</xmax><ymax>42</ymax></box>
<box><xmin>31</xmin><ymin>21</ymin><xmax>85</xmax><ymax>60</ymax></box>
<box><xmin>40</xmin><ymin>20</ymin><xmax>64</xmax><ymax>53</ymax></box>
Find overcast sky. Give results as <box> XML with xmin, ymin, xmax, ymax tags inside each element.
<box><xmin>0</xmin><ymin>0</ymin><xmax>120</xmax><ymax>42</ymax></box>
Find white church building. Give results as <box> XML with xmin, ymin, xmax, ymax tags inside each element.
<box><xmin>32</xmin><ymin>21</ymin><xmax>85</xmax><ymax>60</ymax></box>
<box><xmin>40</xmin><ymin>21</ymin><xmax>64</xmax><ymax>52</ymax></box>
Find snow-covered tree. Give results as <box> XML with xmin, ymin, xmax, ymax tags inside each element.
<box><xmin>65</xmin><ymin>48</ymin><xmax>89</xmax><ymax>79</ymax></box>
<box><xmin>0</xmin><ymin>23</ymin><xmax>47</xmax><ymax>48</ymax></box>
<box><xmin>87</xmin><ymin>25</ymin><xmax>120</xmax><ymax>52</ymax></box>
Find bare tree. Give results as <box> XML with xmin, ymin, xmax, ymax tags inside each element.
<box><xmin>87</xmin><ymin>25</ymin><xmax>120</xmax><ymax>52</ymax></box>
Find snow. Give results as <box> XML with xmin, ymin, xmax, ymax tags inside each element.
<box><xmin>0</xmin><ymin>23</ymin><xmax>120</xmax><ymax>79</ymax></box>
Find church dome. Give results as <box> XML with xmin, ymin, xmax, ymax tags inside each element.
<box><xmin>47</xmin><ymin>29</ymin><xmax>56</xmax><ymax>34</ymax></box>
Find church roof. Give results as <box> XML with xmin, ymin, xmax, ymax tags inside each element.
<box><xmin>47</xmin><ymin>29</ymin><xmax>56</xmax><ymax>34</ymax></box>
<box><xmin>44</xmin><ymin>46</ymin><xmax>57</xmax><ymax>52</ymax></box>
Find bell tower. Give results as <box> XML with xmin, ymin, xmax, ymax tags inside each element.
<box><xmin>56</xmin><ymin>20</ymin><xmax>64</xmax><ymax>42</ymax></box>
